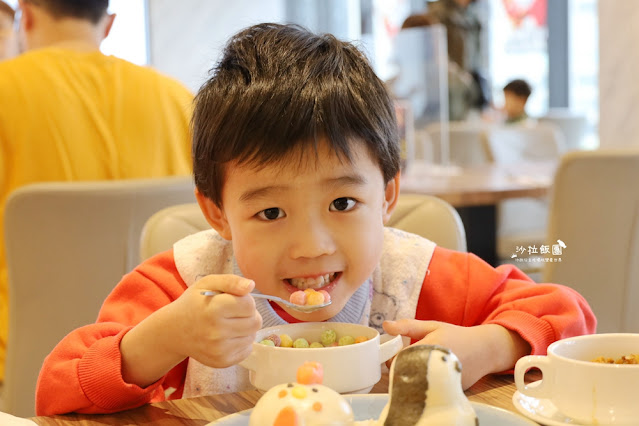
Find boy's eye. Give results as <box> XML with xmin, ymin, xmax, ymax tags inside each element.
<box><xmin>257</xmin><ymin>207</ymin><xmax>285</xmax><ymax>221</ymax></box>
<box><xmin>329</xmin><ymin>197</ymin><xmax>357</xmax><ymax>212</ymax></box>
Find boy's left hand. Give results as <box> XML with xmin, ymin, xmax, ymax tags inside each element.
<box><xmin>383</xmin><ymin>319</ymin><xmax>530</xmax><ymax>390</ymax></box>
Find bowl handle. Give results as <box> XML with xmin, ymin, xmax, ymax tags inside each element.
<box><xmin>379</xmin><ymin>334</ymin><xmax>404</xmax><ymax>363</ymax></box>
<box><xmin>514</xmin><ymin>355</ymin><xmax>553</xmax><ymax>399</ymax></box>
<box><xmin>238</xmin><ymin>348</ymin><xmax>257</xmax><ymax>371</ymax></box>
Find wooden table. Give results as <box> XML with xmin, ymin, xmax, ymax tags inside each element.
<box><xmin>31</xmin><ymin>371</ymin><xmax>540</xmax><ymax>425</ymax></box>
<box><xmin>401</xmin><ymin>160</ymin><xmax>557</xmax><ymax>265</ymax></box>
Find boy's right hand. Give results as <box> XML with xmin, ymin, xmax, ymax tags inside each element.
<box><xmin>166</xmin><ymin>275</ymin><xmax>262</xmax><ymax>369</ymax></box>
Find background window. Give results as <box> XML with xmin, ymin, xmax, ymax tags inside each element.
<box><xmin>101</xmin><ymin>0</ymin><xmax>148</xmax><ymax>65</ymax></box>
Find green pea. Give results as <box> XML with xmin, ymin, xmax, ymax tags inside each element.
<box><xmin>320</xmin><ymin>329</ymin><xmax>337</xmax><ymax>346</ymax></box>
<box><xmin>293</xmin><ymin>338</ymin><xmax>310</xmax><ymax>348</ymax></box>
<box><xmin>338</xmin><ymin>335</ymin><xmax>356</xmax><ymax>346</ymax></box>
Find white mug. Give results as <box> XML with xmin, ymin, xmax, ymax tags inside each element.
<box><xmin>515</xmin><ymin>333</ymin><xmax>639</xmax><ymax>424</ymax></box>
<box><xmin>240</xmin><ymin>322</ymin><xmax>404</xmax><ymax>394</ymax></box>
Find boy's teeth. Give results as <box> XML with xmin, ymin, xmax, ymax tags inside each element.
<box><xmin>289</xmin><ymin>273</ymin><xmax>335</xmax><ymax>290</ymax></box>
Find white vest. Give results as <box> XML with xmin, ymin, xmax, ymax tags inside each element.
<box><xmin>173</xmin><ymin>227</ymin><xmax>436</xmax><ymax>397</ymax></box>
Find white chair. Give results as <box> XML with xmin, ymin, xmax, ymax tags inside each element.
<box><xmin>487</xmin><ymin>123</ymin><xmax>565</xmax><ymax>270</ymax></box>
<box><xmin>3</xmin><ymin>177</ymin><xmax>195</xmax><ymax>417</ymax></box>
<box><xmin>544</xmin><ymin>149</ymin><xmax>639</xmax><ymax>333</ymax></box>
<box><xmin>140</xmin><ymin>194</ymin><xmax>467</xmax><ymax>261</ymax></box>
<box><xmin>538</xmin><ymin>108</ymin><xmax>587</xmax><ymax>151</ymax></box>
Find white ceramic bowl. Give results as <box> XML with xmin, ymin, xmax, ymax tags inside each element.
<box><xmin>515</xmin><ymin>333</ymin><xmax>639</xmax><ymax>425</ymax></box>
<box><xmin>239</xmin><ymin>322</ymin><xmax>403</xmax><ymax>394</ymax></box>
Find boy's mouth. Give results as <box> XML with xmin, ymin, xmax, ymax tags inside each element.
<box><xmin>285</xmin><ymin>272</ymin><xmax>340</xmax><ymax>290</ymax></box>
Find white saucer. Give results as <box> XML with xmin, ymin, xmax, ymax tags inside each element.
<box><xmin>210</xmin><ymin>394</ymin><xmax>538</xmax><ymax>425</ymax></box>
<box><xmin>512</xmin><ymin>383</ymin><xmax>584</xmax><ymax>426</ymax></box>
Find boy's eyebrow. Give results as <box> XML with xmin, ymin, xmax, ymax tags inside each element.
<box><xmin>322</xmin><ymin>174</ymin><xmax>367</xmax><ymax>189</ymax></box>
<box><xmin>239</xmin><ymin>174</ymin><xmax>367</xmax><ymax>203</ymax></box>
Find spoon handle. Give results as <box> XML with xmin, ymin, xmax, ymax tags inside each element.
<box><xmin>199</xmin><ymin>290</ymin><xmax>283</xmax><ymax>302</ymax></box>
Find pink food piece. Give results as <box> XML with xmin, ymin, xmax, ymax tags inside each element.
<box><xmin>319</xmin><ymin>290</ymin><xmax>331</xmax><ymax>303</ymax></box>
<box><xmin>290</xmin><ymin>290</ymin><xmax>307</xmax><ymax>305</ymax></box>
<box><xmin>265</xmin><ymin>334</ymin><xmax>281</xmax><ymax>346</ymax></box>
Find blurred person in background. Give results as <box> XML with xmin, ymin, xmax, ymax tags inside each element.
<box><xmin>0</xmin><ymin>0</ymin><xmax>17</xmax><ymax>59</ymax></box>
<box><xmin>502</xmin><ymin>78</ymin><xmax>532</xmax><ymax>124</ymax></box>
<box><xmin>398</xmin><ymin>12</ymin><xmax>481</xmax><ymax>121</ymax></box>
<box><xmin>427</xmin><ymin>0</ymin><xmax>490</xmax><ymax>113</ymax></box>
<box><xmin>0</xmin><ymin>0</ymin><xmax>194</xmax><ymax>383</ymax></box>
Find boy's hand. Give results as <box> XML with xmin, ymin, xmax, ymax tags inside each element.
<box><xmin>120</xmin><ymin>274</ymin><xmax>262</xmax><ymax>388</ymax></box>
<box><xmin>168</xmin><ymin>275</ymin><xmax>263</xmax><ymax>368</ymax></box>
<box><xmin>383</xmin><ymin>319</ymin><xmax>530</xmax><ymax>390</ymax></box>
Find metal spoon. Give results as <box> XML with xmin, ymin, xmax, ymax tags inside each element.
<box><xmin>200</xmin><ymin>290</ymin><xmax>332</xmax><ymax>313</ymax></box>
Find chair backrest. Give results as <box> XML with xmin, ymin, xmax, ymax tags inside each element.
<box><xmin>140</xmin><ymin>194</ymin><xmax>466</xmax><ymax>262</ymax></box>
<box><xmin>538</xmin><ymin>108</ymin><xmax>587</xmax><ymax>151</ymax></box>
<box><xmin>423</xmin><ymin>121</ymin><xmax>493</xmax><ymax>166</ymax></box>
<box><xmin>543</xmin><ymin>150</ymin><xmax>639</xmax><ymax>333</ymax></box>
<box><xmin>487</xmin><ymin>122</ymin><xmax>566</xmax><ymax>163</ymax></box>
<box><xmin>487</xmin><ymin>122</ymin><xmax>564</xmax><ymax>264</ymax></box>
<box><xmin>3</xmin><ymin>177</ymin><xmax>195</xmax><ymax>417</ymax></box>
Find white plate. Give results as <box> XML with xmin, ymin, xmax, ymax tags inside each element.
<box><xmin>209</xmin><ymin>393</ymin><xmax>539</xmax><ymax>425</ymax></box>
<box><xmin>513</xmin><ymin>385</ymin><xmax>584</xmax><ymax>426</ymax></box>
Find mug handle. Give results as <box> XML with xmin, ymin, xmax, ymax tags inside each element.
<box><xmin>379</xmin><ymin>334</ymin><xmax>404</xmax><ymax>363</ymax></box>
<box><xmin>514</xmin><ymin>355</ymin><xmax>553</xmax><ymax>399</ymax></box>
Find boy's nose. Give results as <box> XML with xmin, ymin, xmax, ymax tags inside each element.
<box><xmin>288</xmin><ymin>219</ymin><xmax>337</xmax><ymax>259</ymax></box>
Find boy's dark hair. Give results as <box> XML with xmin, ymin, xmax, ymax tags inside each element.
<box><xmin>192</xmin><ymin>23</ymin><xmax>400</xmax><ymax>207</ymax></box>
<box><xmin>0</xmin><ymin>1</ymin><xmax>15</xmax><ymax>21</ymax></box>
<box><xmin>503</xmin><ymin>79</ymin><xmax>532</xmax><ymax>100</ymax></box>
<box><xmin>26</xmin><ymin>0</ymin><xmax>108</xmax><ymax>24</ymax></box>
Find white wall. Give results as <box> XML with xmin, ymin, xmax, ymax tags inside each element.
<box><xmin>147</xmin><ymin>0</ymin><xmax>286</xmax><ymax>92</ymax></box>
<box><xmin>598</xmin><ymin>1</ymin><xmax>639</xmax><ymax>148</ymax></box>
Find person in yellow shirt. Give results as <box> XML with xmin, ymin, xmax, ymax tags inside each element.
<box><xmin>0</xmin><ymin>0</ymin><xmax>17</xmax><ymax>60</ymax></box>
<box><xmin>0</xmin><ymin>0</ymin><xmax>194</xmax><ymax>382</ymax></box>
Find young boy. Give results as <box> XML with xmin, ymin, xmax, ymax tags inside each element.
<box><xmin>502</xmin><ymin>78</ymin><xmax>532</xmax><ymax>124</ymax></box>
<box><xmin>35</xmin><ymin>23</ymin><xmax>595</xmax><ymax>415</ymax></box>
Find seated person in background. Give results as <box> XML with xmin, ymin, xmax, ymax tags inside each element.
<box><xmin>398</xmin><ymin>12</ymin><xmax>481</xmax><ymax>121</ymax></box>
<box><xmin>502</xmin><ymin>78</ymin><xmax>532</xmax><ymax>124</ymax></box>
<box><xmin>35</xmin><ymin>23</ymin><xmax>596</xmax><ymax>415</ymax></box>
<box><xmin>0</xmin><ymin>0</ymin><xmax>17</xmax><ymax>60</ymax></box>
<box><xmin>0</xmin><ymin>0</ymin><xmax>193</xmax><ymax>384</ymax></box>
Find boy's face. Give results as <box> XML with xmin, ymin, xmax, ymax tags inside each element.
<box><xmin>197</xmin><ymin>138</ymin><xmax>399</xmax><ymax>322</ymax></box>
<box><xmin>503</xmin><ymin>91</ymin><xmax>527</xmax><ymax>119</ymax></box>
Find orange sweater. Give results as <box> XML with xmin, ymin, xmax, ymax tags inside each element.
<box><xmin>35</xmin><ymin>247</ymin><xmax>596</xmax><ymax>415</ymax></box>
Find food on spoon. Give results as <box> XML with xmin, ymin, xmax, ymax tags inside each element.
<box><xmin>290</xmin><ymin>288</ymin><xmax>327</xmax><ymax>306</ymax></box>
<box><xmin>289</xmin><ymin>290</ymin><xmax>307</xmax><ymax>306</ymax></box>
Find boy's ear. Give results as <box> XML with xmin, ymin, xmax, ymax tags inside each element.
<box><xmin>102</xmin><ymin>13</ymin><xmax>116</xmax><ymax>40</ymax></box>
<box><xmin>195</xmin><ymin>188</ymin><xmax>232</xmax><ymax>240</ymax></box>
<box><xmin>382</xmin><ymin>173</ymin><xmax>401</xmax><ymax>224</ymax></box>
<box><xmin>19</xmin><ymin>0</ymin><xmax>34</xmax><ymax>31</ymax></box>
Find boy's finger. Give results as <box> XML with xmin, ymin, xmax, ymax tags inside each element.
<box><xmin>198</xmin><ymin>275</ymin><xmax>255</xmax><ymax>296</ymax></box>
<box><xmin>383</xmin><ymin>319</ymin><xmax>440</xmax><ymax>340</ymax></box>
